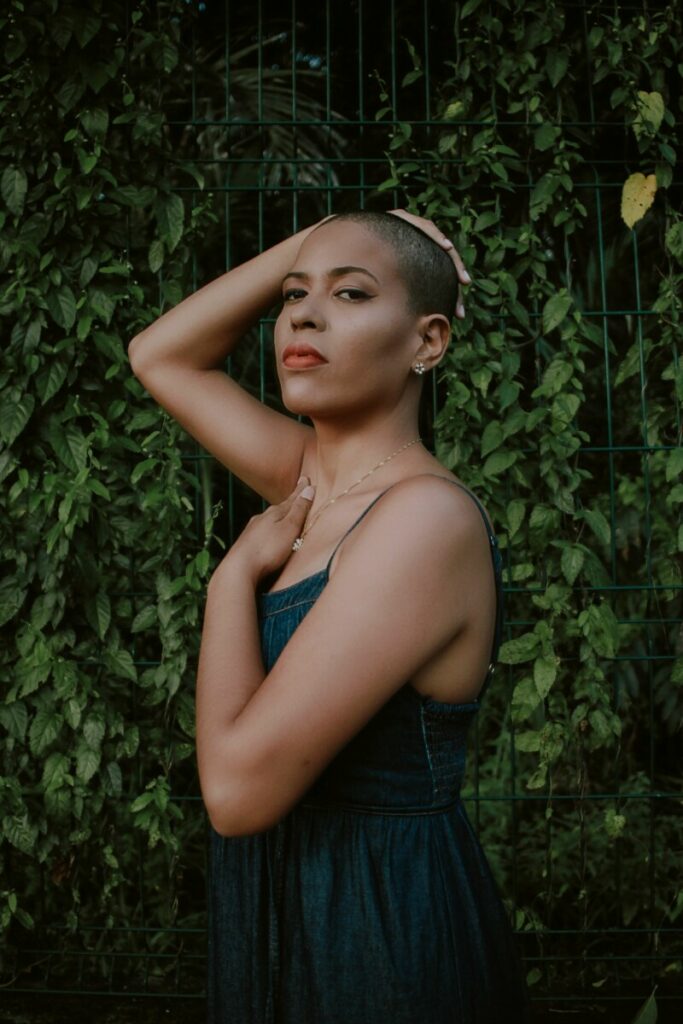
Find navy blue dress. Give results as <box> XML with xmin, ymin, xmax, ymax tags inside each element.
<box><xmin>207</xmin><ymin>477</ymin><xmax>530</xmax><ymax>1023</ymax></box>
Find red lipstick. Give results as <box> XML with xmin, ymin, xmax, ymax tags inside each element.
<box><xmin>282</xmin><ymin>342</ymin><xmax>327</xmax><ymax>368</ymax></box>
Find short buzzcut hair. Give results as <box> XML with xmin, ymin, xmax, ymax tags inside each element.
<box><xmin>324</xmin><ymin>210</ymin><xmax>458</xmax><ymax>322</ymax></box>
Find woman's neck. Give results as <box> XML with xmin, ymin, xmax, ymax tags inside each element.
<box><xmin>308</xmin><ymin>416</ymin><xmax>423</xmax><ymax>504</ymax></box>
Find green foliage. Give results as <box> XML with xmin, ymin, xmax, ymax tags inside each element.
<box><xmin>374</xmin><ymin>0</ymin><xmax>683</xmax><ymax>999</ymax></box>
<box><xmin>0</xmin><ymin>0</ymin><xmax>216</xmax><ymax>983</ymax></box>
<box><xmin>1</xmin><ymin>0</ymin><xmax>682</xmax><ymax>1006</ymax></box>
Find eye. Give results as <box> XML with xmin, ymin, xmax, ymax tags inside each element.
<box><xmin>336</xmin><ymin>287</ymin><xmax>370</xmax><ymax>301</ymax></box>
<box><xmin>282</xmin><ymin>288</ymin><xmax>307</xmax><ymax>302</ymax></box>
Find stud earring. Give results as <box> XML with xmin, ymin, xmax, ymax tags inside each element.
<box><xmin>412</xmin><ymin>361</ymin><xmax>426</xmax><ymax>375</ymax></box>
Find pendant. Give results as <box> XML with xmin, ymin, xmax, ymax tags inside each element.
<box><xmin>291</xmin><ymin>536</ymin><xmax>304</xmax><ymax>552</ymax></box>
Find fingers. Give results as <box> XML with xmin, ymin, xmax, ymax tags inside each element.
<box><xmin>274</xmin><ymin>476</ymin><xmax>314</xmax><ymax>519</ymax></box>
<box><xmin>292</xmin><ymin>476</ymin><xmax>315</xmax><ymax>505</ymax></box>
<box><xmin>287</xmin><ymin>481</ymin><xmax>315</xmax><ymax>531</ymax></box>
<box><xmin>437</xmin><ymin>237</ymin><xmax>472</xmax><ymax>289</ymax></box>
<box><xmin>388</xmin><ymin>209</ymin><xmax>472</xmax><ymax>297</ymax></box>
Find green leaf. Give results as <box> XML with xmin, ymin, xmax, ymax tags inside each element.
<box><xmin>131</xmin><ymin>457</ymin><xmax>158</xmax><ymax>485</ymax></box>
<box><xmin>48</xmin><ymin>422</ymin><xmax>90</xmax><ymax>472</ymax></box>
<box><xmin>89</xmin><ymin>477</ymin><xmax>111</xmax><ymax>500</ymax></box>
<box><xmin>77</xmin><ymin>316</ymin><xmax>94</xmax><ymax>341</ymax></box>
<box><xmin>529</xmin><ymin>505</ymin><xmax>555</xmax><ymax>531</ymax></box>
<box><xmin>104</xmin><ymin>647</ymin><xmax>138</xmax><ymax>683</ymax></box>
<box><xmin>148</xmin><ymin>239</ymin><xmax>165</xmax><ymax>273</ymax></box>
<box><xmin>131</xmin><ymin>605</ymin><xmax>157</xmax><ymax>633</ymax></box>
<box><xmin>542</xmin><ymin>291</ymin><xmax>573</xmax><ymax>334</ymax></box>
<box><xmin>42</xmin><ymin>752</ymin><xmax>71</xmax><ymax>793</ymax></box>
<box><xmin>481</xmin><ymin>421</ymin><xmax>504</xmax><ymax>457</ymax></box>
<box><xmin>80</xmin><ymin>256</ymin><xmax>99</xmax><ymax>287</ymax></box>
<box><xmin>460</xmin><ymin>0</ymin><xmax>484</xmax><ymax>19</ymax></box>
<box><xmin>36</xmin><ymin>357</ymin><xmax>70</xmax><ymax>405</ymax></box>
<box><xmin>46</xmin><ymin>286</ymin><xmax>77</xmax><ymax>330</ymax></box>
<box><xmin>29</xmin><ymin>707</ymin><xmax>63</xmax><ymax>755</ymax></box>
<box><xmin>0</xmin><ymin>390</ymin><xmax>35</xmax><ymax>446</ymax></box>
<box><xmin>604</xmin><ymin>807</ymin><xmax>627</xmax><ymax>841</ymax></box>
<box><xmin>665</xmin><ymin>222</ymin><xmax>683</xmax><ymax>266</ymax></box>
<box><xmin>506</xmin><ymin>499</ymin><xmax>525</xmax><ymax>538</ymax></box>
<box><xmin>545</xmin><ymin>49</ymin><xmax>569</xmax><ymax>88</ymax></box>
<box><xmin>511</xmin><ymin>675</ymin><xmax>544</xmax><ymax>724</ymax></box>
<box><xmin>515</xmin><ymin>730</ymin><xmax>541</xmax><ymax>753</ymax></box>
<box><xmin>86</xmin><ymin>590</ymin><xmax>111</xmax><ymax>641</ymax></box>
<box><xmin>83</xmin><ymin>713</ymin><xmax>106</xmax><ymax>750</ymax></box>
<box><xmin>112</xmin><ymin>185</ymin><xmax>157</xmax><ymax>207</ymax></box>
<box><xmin>541</xmin><ymin>358</ymin><xmax>574</xmax><ymax>395</ymax></box>
<box><xmin>437</xmin><ymin>132</ymin><xmax>458</xmax><ymax>154</ymax></box>
<box><xmin>582</xmin><ymin>508</ymin><xmax>611</xmax><ymax>546</ymax></box>
<box><xmin>155</xmin><ymin>192</ymin><xmax>184</xmax><ymax>252</ymax></box>
<box><xmin>3</xmin><ymin>815</ymin><xmax>39</xmax><ymax>855</ymax></box>
<box><xmin>474</xmin><ymin>210</ymin><xmax>499</xmax><ymax>231</ymax></box>
<box><xmin>526</xmin><ymin>765</ymin><xmax>548</xmax><ymax>790</ymax></box>
<box><xmin>158</xmin><ymin>38</ymin><xmax>179</xmax><ymax>74</ymax></box>
<box><xmin>561</xmin><ymin>545</ymin><xmax>584</xmax><ymax>585</ymax></box>
<box><xmin>655</xmin><ymin>162</ymin><xmax>673</xmax><ymax>189</ymax></box>
<box><xmin>2</xmin><ymin>166</ymin><xmax>28</xmax><ymax>215</ymax></box>
<box><xmin>56</xmin><ymin>77</ymin><xmax>86</xmax><ymax>114</ymax></box>
<box><xmin>633</xmin><ymin>91</ymin><xmax>665</xmax><ymax>140</ymax></box>
<box><xmin>533</xmin><ymin>124</ymin><xmax>559</xmax><ymax>152</ymax></box>
<box><xmin>667</xmin><ymin>448</ymin><xmax>683</xmax><ymax>482</ymax></box>
<box><xmin>76</xmin><ymin>742</ymin><xmax>100</xmax><ymax>783</ymax></box>
<box><xmin>64</xmin><ymin>698</ymin><xmax>82</xmax><ymax>730</ymax></box>
<box><xmin>483</xmin><ymin>449</ymin><xmax>516</xmax><ymax>477</ymax></box>
<box><xmin>6</xmin><ymin>28</ymin><xmax>27</xmax><ymax>63</ymax></box>
<box><xmin>101</xmin><ymin>762</ymin><xmax>122</xmax><ymax>797</ymax></box>
<box><xmin>80</xmin><ymin>107</ymin><xmax>109</xmax><ymax>138</ymax></box>
<box><xmin>73</xmin><ymin>12</ymin><xmax>102</xmax><ymax>48</ymax></box>
<box><xmin>630</xmin><ymin>990</ymin><xmax>657</xmax><ymax>1024</ymax></box>
<box><xmin>550</xmin><ymin>392</ymin><xmax>580</xmax><ymax>428</ymax></box>
<box><xmin>499</xmin><ymin>632</ymin><xmax>540</xmax><ymax>664</ymax></box>
<box><xmin>0</xmin><ymin>701</ymin><xmax>29</xmax><ymax>741</ymax></box>
<box><xmin>579</xmin><ymin>602</ymin><xmax>620</xmax><ymax>658</ymax></box>
<box><xmin>533</xmin><ymin>655</ymin><xmax>558</xmax><ymax>698</ymax></box>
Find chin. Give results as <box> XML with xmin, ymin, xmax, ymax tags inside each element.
<box><xmin>279</xmin><ymin>376</ymin><xmax>326</xmax><ymax>416</ymax></box>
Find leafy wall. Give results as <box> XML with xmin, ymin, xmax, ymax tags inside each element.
<box><xmin>0</xmin><ymin>0</ymin><xmax>681</xmax><ymax>1011</ymax></box>
<box><xmin>375</xmin><ymin>0</ymin><xmax>683</xmax><ymax>1000</ymax></box>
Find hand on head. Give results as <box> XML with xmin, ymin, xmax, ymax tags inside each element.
<box><xmin>388</xmin><ymin>209</ymin><xmax>471</xmax><ymax>319</ymax></box>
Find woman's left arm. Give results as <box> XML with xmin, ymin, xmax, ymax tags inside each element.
<box><xmin>196</xmin><ymin>475</ymin><xmax>490</xmax><ymax>837</ymax></box>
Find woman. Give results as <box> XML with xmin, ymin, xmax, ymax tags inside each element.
<box><xmin>128</xmin><ymin>210</ymin><xmax>530</xmax><ymax>1023</ymax></box>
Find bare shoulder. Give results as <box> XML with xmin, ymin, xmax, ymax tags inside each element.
<box><xmin>332</xmin><ymin>471</ymin><xmax>493</xmax><ymax>580</ymax></box>
<box><xmin>372</xmin><ymin>471</ymin><xmax>493</xmax><ymax>538</ymax></box>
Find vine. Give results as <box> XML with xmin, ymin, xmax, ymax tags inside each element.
<box><xmin>0</xmin><ymin>0</ymin><xmax>215</xmax><ymax>977</ymax></box>
<box><xmin>373</xmin><ymin>0</ymin><xmax>682</xmax><ymax>998</ymax></box>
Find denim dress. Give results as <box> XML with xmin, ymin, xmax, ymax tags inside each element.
<box><xmin>207</xmin><ymin>477</ymin><xmax>530</xmax><ymax>1023</ymax></box>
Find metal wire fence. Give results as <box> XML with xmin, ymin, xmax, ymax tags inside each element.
<box><xmin>3</xmin><ymin>0</ymin><xmax>681</xmax><ymax>1019</ymax></box>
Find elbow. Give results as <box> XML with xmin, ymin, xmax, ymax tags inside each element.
<box><xmin>127</xmin><ymin>333</ymin><xmax>148</xmax><ymax>376</ymax></box>
<box><xmin>204</xmin><ymin>784</ymin><xmax>281</xmax><ymax>838</ymax></box>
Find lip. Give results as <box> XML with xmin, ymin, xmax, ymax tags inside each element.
<box><xmin>282</xmin><ymin>342</ymin><xmax>328</xmax><ymax>368</ymax></box>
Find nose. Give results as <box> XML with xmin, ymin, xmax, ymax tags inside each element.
<box><xmin>289</xmin><ymin>294</ymin><xmax>325</xmax><ymax>331</ymax></box>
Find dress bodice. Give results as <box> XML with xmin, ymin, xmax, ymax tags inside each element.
<box><xmin>258</xmin><ymin>479</ymin><xmax>504</xmax><ymax>812</ymax></box>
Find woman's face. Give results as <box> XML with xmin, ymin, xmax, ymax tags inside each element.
<box><xmin>273</xmin><ymin>220</ymin><xmax>424</xmax><ymax>422</ymax></box>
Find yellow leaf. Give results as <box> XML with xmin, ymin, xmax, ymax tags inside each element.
<box><xmin>621</xmin><ymin>173</ymin><xmax>657</xmax><ymax>229</ymax></box>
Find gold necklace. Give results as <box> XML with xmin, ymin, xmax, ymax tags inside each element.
<box><xmin>291</xmin><ymin>438</ymin><xmax>422</xmax><ymax>552</ymax></box>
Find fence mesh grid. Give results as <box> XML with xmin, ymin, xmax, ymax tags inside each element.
<box><xmin>3</xmin><ymin>0</ymin><xmax>681</xmax><ymax>1017</ymax></box>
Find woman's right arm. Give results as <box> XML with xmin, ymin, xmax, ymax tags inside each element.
<box><xmin>127</xmin><ymin>222</ymin><xmax>322</xmax><ymax>505</ymax></box>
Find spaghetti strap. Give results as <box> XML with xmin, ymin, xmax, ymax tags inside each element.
<box><xmin>418</xmin><ymin>475</ymin><xmax>505</xmax><ymax>698</ymax></box>
<box><xmin>324</xmin><ymin>473</ymin><xmax>505</xmax><ymax>698</ymax></box>
<box><xmin>324</xmin><ymin>483</ymin><xmax>399</xmax><ymax>575</ymax></box>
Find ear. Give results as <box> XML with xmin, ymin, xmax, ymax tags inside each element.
<box><xmin>413</xmin><ymin>314</ymin><xmax>452</xmax><ymax>371</ymax></box>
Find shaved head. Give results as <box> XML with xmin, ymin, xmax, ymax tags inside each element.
<box><xmin>320</xmin><ymin>211</ymin><xmax>458</xmax><ymax>322</ymax></box>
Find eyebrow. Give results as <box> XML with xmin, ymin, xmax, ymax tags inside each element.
<box><xmin>281</xmin><ymin>265</ymin><xmax>380</xmax><ymax>286</ymax></box>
